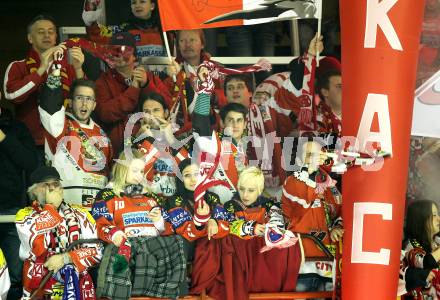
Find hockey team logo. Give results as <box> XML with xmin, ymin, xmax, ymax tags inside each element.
<box><xmin>75</xmin><ymin>247</ymin><xmax>98</xmax><ymax>259</ymax></box>
<box><xmin>35</xmin><ymin>211</ymin><xmax>61</xmax><ymax>231</ymax></box>
<box><xmin>122</xmin><ymin>212</ymin><xmax>153</xmax><ymax>226</ymax></box>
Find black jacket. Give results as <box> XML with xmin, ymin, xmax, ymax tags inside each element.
<box><xmin>0</xmin><ymin>113</ymin><xmax>38</xmax><ymax>210</ymax></box>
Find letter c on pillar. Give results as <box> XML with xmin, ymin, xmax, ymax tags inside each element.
<box><xmin>351</xmin><ymin>202</ymin><xmax>392</xmax><ymax>265</ymax></box>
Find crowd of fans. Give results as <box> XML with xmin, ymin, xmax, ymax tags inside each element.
<box><xmin>0</xmin><ymin>0</ymin><xmax>438</xmax><ymax>299</ymax></box>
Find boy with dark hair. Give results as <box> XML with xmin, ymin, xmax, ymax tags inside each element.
<box><xmin>224</xmin><ymin>73</ymin><xmax>253</xmax><ymax>108</ymax></box>
<box><xmin>315</xmin><ymin>69</ymin><xmax>342</xmax><ymax>136</ymax></box>
<box><xmin>223</xmin><ymin>72</ymin><xmax>286</xmax><ymax>192</ymax></box>
<box><xmin>219</xmin><ymin>103</ymin><xmax>248</xmax><ymax>143</ymax></box>
<box><xmin>192</xmin><ymin>64</ymin><xmax>249</xmax><ymax>203</ymax></box>
<box><xmin>127</xmin><ymin>92</ymin><xmax>190</xmax><ymax>197</ymax></box>
<box><xmin>39</xmin><ymin>70</ymin><xmax>113</xmax><ymax>209</ymax></box>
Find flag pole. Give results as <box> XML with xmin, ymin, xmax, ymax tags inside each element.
<box><xmin>162</xmin><ymin>31</ymin><xmax>176</xmax><ymax>82</ymax></box>
<box><xmin>316</xmin><ymin>0</ymin><xmax>322</xmax><ymax>67</ymax></box>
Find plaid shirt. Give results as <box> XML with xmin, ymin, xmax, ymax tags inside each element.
<box><xmin>97</xmin><ymin>235</ymin><xmax>186</xmax><ymax>299</ymax></box>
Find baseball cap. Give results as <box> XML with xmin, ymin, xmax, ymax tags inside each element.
<box><xmin>111</xmin><ymin>32</ymin><xmax>137</xmax><ymax>53</ymax></box>
<box><xmin>30</xmin><ymin>166</ymin><xmax>61</xmax><ymax>185</ymax></box>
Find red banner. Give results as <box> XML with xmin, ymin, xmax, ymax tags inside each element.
<box><xmin>340</xmin><ymin>0</ymin><xmax>424</xmax><ymax>299</ymax></box>
<box><xmin>157</xmin><ymin>0</ymin><xmax>322</xmax><ymax>31</ymax></box>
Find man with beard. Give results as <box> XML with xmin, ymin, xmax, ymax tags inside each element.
<box><xmin>38</xmin><ymin>69</ymin><xmax>113</xmax><ymax>209</ymax></box>
<box><xmin>165</xmin><ymin>30</ymin><xmax>225</xmax><ymax>137</ymax></box>
<box><xmin>15</xmin><ymin>166</ymin><xmax>102</xmax><ymax>299</ymax></box>
<box><xmin>127</xmin><ymin>92</ymin><xmax>189</xmax><ymax>197</ymax></box>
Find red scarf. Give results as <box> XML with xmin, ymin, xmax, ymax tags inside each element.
<box><xmin>297</xmin><ymin>53</ymin><xmax>317</xmax><ymax>134</ymax></box>
<box><xmin>247</xmin><ymin>102</ymin><xmax>285</xmax><ymax>187</ymax></box>
<box><xmin>316</xmin><ymin>100</ymin><xmax>342</xmax><ymax>136</ymax></box>
<box><xmin>26</xmin><ymin>48</ymin><xmax>72</xmax><ymax>97</ymax></box>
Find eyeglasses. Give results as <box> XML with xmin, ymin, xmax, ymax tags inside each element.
<box><xmin>74</xmin><ymin>95</ymin><xmax>95</xmax><ymax>103</ymax></box>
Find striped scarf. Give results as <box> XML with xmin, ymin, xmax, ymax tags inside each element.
<box><xmin>25</xmin><ymin>48</ymin><xmax>71</xmax><ymax>98</ymax></box>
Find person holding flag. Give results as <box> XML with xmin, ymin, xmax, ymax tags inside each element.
<box><xmin>164</xmin><ymin>29</ymin><xmax>225</xmax><ymax>137</ymax></box>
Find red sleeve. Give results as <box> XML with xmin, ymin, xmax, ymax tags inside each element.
<box><xmin>95</xmin><ymin>75</ymin><xmax>141</xmax><ymax>123</ymax></box>
<box><xmin>273</xmin><ymin>55</ymin><xmax>316</xmax><ymax>115</ymax></box>
<box><xmin>4</xmin><ymin>61</ymin><xmax>45</xmax><ymax>104</ymax></box>
<box><xmin>138</xmin><ymin>139</ymin><xmax>160</xmax><ymax>181</ymax></box>
<box><xmin>177</xmin><ymin>221</ymin><xmax>207</xmax><ymax>241</ymax></box>
<box><xmin>324</xmin><ymin>187</ymin><xmax>342</xmax><ymax>226</ymax></box>
<box><xmin>92</xmin><ymin>191</ymin><xmax>120</xmax><ymax>244</ymax></box>
<box><xmin>86</xmin><ymin>23</ymin><xmax>112</xmax><ymax>45</ymax></box>
<box><xmin>281</xmin><ymin>177</ymin><xmax>306</xmax><ymax>226</ymax></box>
<box><xmin>163</xmin><ymin>206</ymin><xmax>207</xmax><ymax>241</ymax></box>
<box><xmin>274</xmin><ymin>87</ymin><xmax>302</xmax><ymax>115</ymax></box>
<box><xmin>162</xmin><ymin>75</ymin><xmax>175</xmax><ymax>94</ymax></box>
<box><xmin>213</xmin><ymin>219</ymin><xmax>230</xmax><ymax>239</ymax></box>
<box><xmin>143</xmin><ymin>72</ymin><xmax>173</xmax><ymax>109</ymax></box>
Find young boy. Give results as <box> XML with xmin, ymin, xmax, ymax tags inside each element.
<box><xmin>281</xmin><ymin>140</ymin><xmax>343</xmax><ymax>292</ymax></box>
<box><xmin>192</xmin><ymin>65</ymin><xmax>249</xmax><ymax>203</ymax></box>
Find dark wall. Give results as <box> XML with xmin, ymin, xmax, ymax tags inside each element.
<box><xmin>0</xmin><ymin>0</ymin><xmax>131</xmax><ymax>90</ymax></box>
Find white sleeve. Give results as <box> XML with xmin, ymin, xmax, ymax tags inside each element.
<box><xmin>0</xmin><ymin>249</ymin><xmax>10</xmax><ymax>300</ymax></box>
<box><xmin>82</xmin><ymin>8</ymin><xmax>103</xmax><ymax>26</ymax></box>
<box><xmin>38</xmin><ymin>106</ymin><xmax>66</xmax><ymax>138</ymax></box>
<box><xmin>154</xmin><ymin>216</ymin><xmax>165</xmax><ymax>233</ymax></box>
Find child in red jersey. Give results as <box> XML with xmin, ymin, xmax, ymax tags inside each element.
<box><xmin>162</xmin><ymin>158</ymin><xmax>226</xmax><ymax>241</ymax></box>
<box><xmin>92</xmin><ymin>150</ymin><xmax>186</xmax><ymax>299</ymax></box>
<box><xmin>281</xmin><ymin>140</ymin><xmax>343</xmax><ymax>293</ymax></box>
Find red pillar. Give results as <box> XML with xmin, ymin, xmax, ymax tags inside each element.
<box><xmin>340</xmin><ymin>0</ymin><xmax>425</xmax><ymax>299</ymax></box>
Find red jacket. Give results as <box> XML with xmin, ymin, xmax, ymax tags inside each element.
<box><xmin>94</xmin><ymin>68</ymin><xmax>172</xmax><ymax>155</ymax></box>
<box><xmin>281</xmin><ymin>169</ymin><xmax>342</xmax><ymax>258</ymax></box>
<box><xmin>86</xmin><ymin>22</ymin><xmax>168</xmax><ymax>59</ymax></box>
<box><xmin>162</xmin><ymin>191</ymin><xmax>225</xmax><ymax>241</ymax></box>
<box><xmin>92</xmin><ymin>188</ymin><xmax>165</xmax><ymax>243</ymax></box>
<box><xmin>4</xmin><ymin>49</ymin><xmax>77</xmax><ymax>145</ymax></box>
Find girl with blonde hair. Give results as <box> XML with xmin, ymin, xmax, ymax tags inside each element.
<box><xmin>92</xmin><ymin>149</ymin><xmax>186</xmax><ymax>299</ymax></box>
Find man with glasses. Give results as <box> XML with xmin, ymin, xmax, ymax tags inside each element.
<box><xmin>15</xmin><ymin>166</ymin><xmax>102</xmax><ymax>298</ymax></box>
<box><xmin>38</xmin><ymin>72</ymin><xmax>113</xmax><ymax>209</ymax></box>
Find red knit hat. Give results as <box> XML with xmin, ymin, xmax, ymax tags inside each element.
<box><xmin>315</xmin><ymin>56</ymin><xmax>341</xmax><ymax>80</ymax></box>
